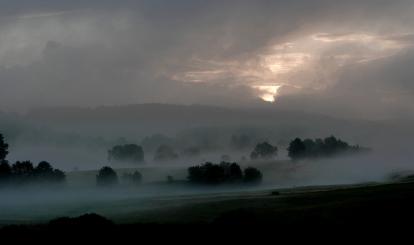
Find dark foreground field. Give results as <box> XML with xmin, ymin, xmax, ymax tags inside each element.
<box><xmin>2</xmin><ymin>180</ymin><xmax>414</xmax><ymax>231</ymax></box>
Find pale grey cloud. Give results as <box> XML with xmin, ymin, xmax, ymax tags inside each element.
<box><xmin>0</xmin><ymin>0</ymin><xmax>414</xmax><ymax>120</ymax></box>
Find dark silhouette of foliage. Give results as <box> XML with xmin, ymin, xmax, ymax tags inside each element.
<box><xmin>0</xmin><ymin>134</ymin><xmax>9</xmax><ymax>162</ymax></box>
<box><xmin>33</xmin><ymin>161</ymin><xmax>66</xmax><ymax>183</ymax></box>
<box><xmin>0</xmin><ymin>161</ymin><xmax>11</xmax><ymax>183</ymax></box>
<box><xmin>188</xmin><ymin>162</ymin><xmax>261</xmax><ymax>185</ymax></box>
<box><xmin>108</xmin><ymin>144</ymin><xmax>144</xmax><ymax>164</ymax></box>
<box><xmin>244</xmin><ymin>167</ymin><xmax>263</xmax><ymax>183</ymax></box>
<box><xmin>154</xmin><ymin>145</ymin><xmax>179</xmax><ymax>161</ymax></box>
<box><xmin>0</xmin><ymin>136</ymin><xmax>65</xmax><ymax>186</ymax></box>
<box><xmin>288</xmin><ymin>136</ymin><xmax>367</xmax><ymax>160</ymax></box>
<box><xmin>11</xmin><ymin>161</ymin><xmax>35</xmax><ymax>183</ymax></box>
<box><xmin>222</xmin><ymin>162</ymin><xmax>243</xmax><ymax>182</ymax></box>
<box><xmin>288</xmin><ymin>138</ymin><xmax>307</xmax><ymax>160</ymax></box>
<box><xmin>123</xmin><ymin>171</ymin><xmax>142</xmax><ymax>185</ymax></box>
<box><xmin>250</xmin><ymin>142</ymin><xmax>278</xmax><ymax>160</ymax></box>
<box><xmin>96</xmin><ymin>167</ymin><xmax>118</xmax><ymax>186</ymax></box>
<box><xmin>0</xmin><ymin>161</ymin><xmax>65</xmax><ymax>186</ymax></box>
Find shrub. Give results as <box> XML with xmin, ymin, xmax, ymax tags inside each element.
<box><xmin>97</xmin><ymin>167</ymin><xmax>118</xmax><ymax>187</ymax></box>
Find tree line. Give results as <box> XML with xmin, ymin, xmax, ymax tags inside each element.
<box><xmin>0</xmin><ymin>134</ymin><xmax>65</xmax><ymax>186</ymax></box>
<box><xmin>96</xmin><ymin>162</ymin><xmax>263</xmax><ymax>187</ymax></box>
<box><xmin>287</xmin><ymin>136</ymin><xmax>368</xmax><ymax>161</ymax></box>
<box><xmin>108</xmin><ymin>135</ymin><xmax>366</xmax><ymax>165</ymax></box>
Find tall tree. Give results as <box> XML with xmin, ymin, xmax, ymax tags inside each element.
<box><xmin>0</xmin><ymin>134</ymin><xmax>9</xmax><ymax>162</ymax></box>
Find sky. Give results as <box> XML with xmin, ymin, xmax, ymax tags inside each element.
<box><xmin>1</xmin><ymin>0</ymin><xmax>414</xmax><ymax>120</ymax></box>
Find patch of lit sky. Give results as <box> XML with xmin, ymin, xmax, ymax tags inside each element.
<box><xmin>172</xmin><ymin>32</ymin><xmax>411</xmax><ymax>103</ymax></box>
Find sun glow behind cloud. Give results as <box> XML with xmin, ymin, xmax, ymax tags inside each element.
<box><xmin>170</xmin><ymin>31</ymin><xmax>413</xmax><ymax>104</ymax></box>
<box><xmin>253</xmin><ymin>85</ymin><xmax>281</xmax><ymax>102</ymax></box>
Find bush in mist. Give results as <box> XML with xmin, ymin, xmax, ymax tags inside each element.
<box><xmin>154</xmin><ymin>145</ymin><xmax>179</xmax><ymax>162</ymax></box>
<box><xmin>108</xmin><ymin>144</ymin><xmax>144</xmax><ymax>164</ymax></box>
<box><xmin>244</xmin><ymin>167</ymin><xmax>263</xmax><ymax>183</ymax></box>
<box><xmin>96</xmin><ymin>167</ymin><xmax>119</xmax><ymax>186</ymax></box>
<box><xmin>250</xmin><ymin>142</ymin><xmax>278</xmax><ymax>160</ymax></box>
<box><xmin>288</xmin><ymin>136</ymin><xmax>367</xmax><ymax>161</ymax></box>
<box><xmin>123</xmin><ymin>171</ymin><xmax>143</xmax><ymax>185</ymax></box>
<box><xmin>188</xmin><ymin>162</ymin><xmax>262</xmax><ymax>185</ymax></box>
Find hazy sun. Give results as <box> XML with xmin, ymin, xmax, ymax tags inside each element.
<box><xmin>253</xmin><ymin>85</ymin><xmax>282</xmax><ymax>103</ymax></box>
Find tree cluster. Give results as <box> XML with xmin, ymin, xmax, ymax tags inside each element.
<box><xmin>288</xmin><ymin>136</ymin><xmax>366</xmax><ymax>160</ymax></box>
<box><xmin>188</xmin><ymin>162</ymin><xmax>263</xmax><ymax>185</ymax></box>
<box><xmin>0</xmin><ymin>161</ymin><xmax>66</xmax><ymax>186</ymax></box>
<box><xmin>0</xmin><ymin>134</ymin><xmax>65</xmax><ymax>186</ymax></box>
<box><xmin>250</xmin><ymin>142</ymin><xmax>278</xmax><ymax>160</ymax></box>
<box><xmin>97</xmin><ymin>167</ymin><xmax>143</xmax><ymax>187</ymax></box>
<box><xmin>96</xmin><ymin>167</ymin><xmax>119</xmax><ymax>187</ymax></box>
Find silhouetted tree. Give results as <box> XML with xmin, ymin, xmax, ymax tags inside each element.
<box><xmin>35</xmin><ymin>161</ymin><xmax>53</xmax><ymax>173</ymax></box>
<box><xmin>228</xmin><ymin>162</ymin><xmax>243</xmax><ymax>182</ymax></box>
<box><xmin>108</xmin><ymin>144</ymin><xmax>144</xmax><ymax>164</ymax></box>
<box><xmin>154</xmin><ymin>145</ymin><xmax>179</xmax><ymax>162</ymax></box>
<box><xmin>288</xmin><ymin>138</ymin><xmax>307</xmax><ymax>161</ymax></box>
<box><xmin>0</xmin><ymin>134</ymin><xmax>9</xmax><ymax>162</ymax></box>
<box><xmin>34</xmin><ymin>161</ymin><xmax>66</xmax><ymax>184</ymax></box>
<box><xmin>250</xmin><ymin>142</ymin><xmax>278</xmax><ymax>160</ymax></box>
<box><xmin>188</xmin><ymin>163</ymin><xmax>225</xmax><ymax>184</ymax></box>
<box><xmin>96</xmin><ymin>167</ymin><xmax>118</xmax><ymax>186</ymax></box>
<box><xmin>244</xmin><ymin>167</ymin><xmax>263</xmax><ymax>183</ymax></box>
<box><xmin>0</xmin><ymin>134</ymin><xmax>66</xmax><ymax>186</ymax></box>
<box><xmin>11</xmin><ymin>161</ymin><xmax>34</xmax><ymax>184</ymax></box>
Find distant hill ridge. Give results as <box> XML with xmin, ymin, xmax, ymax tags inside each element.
<box><xmin>27</xmin><ymin>103</ymin><xmax>340</xmax><ymax>125</ymax></box>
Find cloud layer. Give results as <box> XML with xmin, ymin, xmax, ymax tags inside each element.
<box><xmin>1</xmin><ymin>0</ymin><xmax>414</xmax><ymax>119</ymax></box>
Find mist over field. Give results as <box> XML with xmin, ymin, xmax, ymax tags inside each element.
<box><xmin>1</xmin><ymin>0</ymin><xmax>414</xmax><ymax>227</ymax></box>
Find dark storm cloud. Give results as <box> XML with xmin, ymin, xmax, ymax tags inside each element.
<box><xmin>0</xmin><ymin>0</ymin><xmax>414</xmax><ymax>119</ymax></box>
